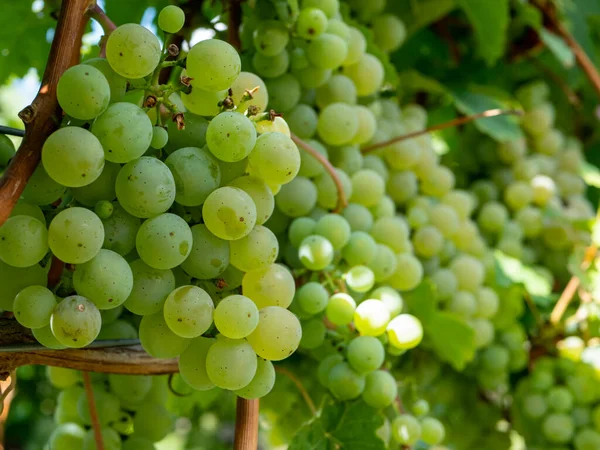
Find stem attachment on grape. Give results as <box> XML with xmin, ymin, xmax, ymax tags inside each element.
<box><xmin>83</xmin><ymin>371</ymin><xmax>105</xmax><ymax>450</ymax></box>
<box><xmin>360</xmin><ymin>109</ymin><xmax>523</xmax><ymax>154</ymax></box>
<box><xmin>291</xmin><ymin>133</ymin><xmax>348</xmax><ymax>213</ymax></box>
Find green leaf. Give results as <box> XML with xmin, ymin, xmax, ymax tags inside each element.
<box><xmin>581</xmin><ymin>161</ymin><xmax>600</xmax><ymax>187</ymax></box>
<box><xmin>452</xmin><ymin>90</ymin><xmax>523</xmax><ymax>141</ymax></box>
<box><xmin>494</xmin><ymin>251</ymin><xmax>553</xmax><ymax>297</ymax></box>
<box><xmin>289</xmin><ymin>399</ymin><xmax>386</xmax><ymax>450</ymax></box>
<box><xmin>390</xmin><ymin>0</ymin><xmax>458</xmax><ymax>35</ymax></box>
<box><xmin>427</xmin><ymin>312</ymin><xmax>476</xmax><ymax>370</ymax></box>
<box><xmin>398</xmin><ymin>70</ymin><xmax>448</xmax><ymax>95</ymax></box>
<box><xmin>403</xmin><ymin>280</ymin><xmax>438</xmax><ymax>323</ymax></box>
<box><xmin>458</xmin><ymin>0</ymin><xmax>509</xmax><ymax>65</ymax></box>
<box><xmin>539</xmin><ymin>29</ymin><xmax>575</xmax><ymax>68</ymax></box>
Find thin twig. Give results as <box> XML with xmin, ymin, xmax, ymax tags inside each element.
<box><xmin>233</xmin><ymin>397</ymin><xmax>259</xmax><ymax>450</ymax></box>
<box><xmin>0</xmin><ymin>126</ymin><xmax>24</xmax><ymax>138</ymax></box>
<box><xmin>290</xmin><ymin>133</ymin><xmax>348</xmax><ymax>213</ymax></box>
<box><xmin>89</xmin><ymin>4</ymin><xmax>116</xmax><ymax>58</ymax></box>
<box><xmin>550</xmin><ymin>245</ymin><xmax>597</xmax><ymax>325</ymax></box>
<box><xmin>227</xmin><ymin>0</ymin><xmax>242</xmax><ymax>50</ymax></box>
<box><xmin>361</xmin><ymin>109</ymin><xmax>524</xmax><ymax>154</ymax></box>
<box><xmin>274</xmin><ymin>366</ymin><xmax>317</xmax><ymax>414</ymax></box>
<box><xmin>83</xmin><ymin>371</ymin><xmax>104</xmax><ymax>450</ymax></box>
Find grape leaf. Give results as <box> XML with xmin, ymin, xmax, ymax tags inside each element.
<box><xmin>403</xmin><ymin>280</ymin><xmax>438</xmax><ymax>323</ymax></box>
<box><xmin>458</xmin><ymin>0</ymin><xmax>509</xmax><ymax>65</ymax></box>
<box><xmin>494</xmin><ymin>250</ymin><xmax>552</xmax><ymax>297</ymax></box>
<box><xmin>391</xmin><ymin>0</ymin><xmax>458</xmax><ymax>35</ymax></box>
<box><xmin>452</xmin><ymin>90</ymin><xmax>523</xmax><ymax>142</ymax></box>
<box><xmin>289</xmin><ymin>399</ymin><xmax>386</xmax><ymax>450</ymax></box>
<box><xmin>427</xmin><ymin>312</ymin><xmax>476</xmax><ymax>371</ymax></box>
<box><xmin>539</xmin><ymin>29</ymin><xmax>575</xmax><ymax>68</ymax></box>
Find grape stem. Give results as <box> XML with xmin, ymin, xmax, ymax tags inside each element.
<box><xmin>291</xmin><ymin>133</ymin><xmax>349</xmax><ymax>213</ymax></box>
<box><xmin>83</xmin><ymin>371</ymin><xmax>105</xmax><ymax>450</ymax></box>
<box><xmin>274</xmin><ymin>366</ymin><xmax>317</xmax><ymax>414</ymax></box>
<box><xmin>89</xmin><ymin>3</ymin><xmax>116</xmax><ymax>58</ymax></box>
<box><xmin>233</xmin><ymin>397</ymin><xmax>259</xmax><ymax>450</ymax></box>
<box><xmin>0</xmin><ymin>0</ymin><xmax>91</xmax><ymax>227</ymax></box>
<box><xmin>360</xmin><ymin>109</ymin><xmax>524</xmax><ymax>154</ymax></box>
<box><xmin>550</xmin><ymin>245</ymin><xmax>597</xmax><ymax>325</ymax></box>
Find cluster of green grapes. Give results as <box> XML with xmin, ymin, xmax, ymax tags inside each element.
<box><xmin>44</xmin><ymin>367</ymin><xmax>172</xmax><ymax>450</ymax></box>
<box><xmin>513</xmin><ymin>356</ymin><xmax>600</xmax><ymax>450</ymax></box>
<box><xmin>0</xmin><ymin>3</ymin><xmax>307</xmax><ymax>410</ymax></box>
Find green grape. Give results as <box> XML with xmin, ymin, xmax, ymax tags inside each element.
<box><xmin>367</xmin><ymin>244</ymin><xmax>397</xmax><ymax>282</ymax></box>
<box><xmin>248</xmin><ymin>132</ymin><xmax>301</xmax><ymax>185</ymax></box>
<box><xmin>326</xmin><ymin>293</ymin><xmax>356</xmax><ymax>325</ymax></box>
<box><xmin>100</xmin><ymin>304</ymin><xmax>123</xmax><ymax>325</ymax></box>
<box><xmin>288</xmin><ymin>218</ymin><xmax>316</xmax><ymax>249</ymax></box>
<box><xmin>124</xmin><ymin>259</ymin><xmax>175</xmax><ymax>315</ymax></box>
<box><xmin>412</xmin><ymin>399</ymin><xmax>430</xmax><ymax>417</ymax></box>
<box><xmin>139</xmin><ymin>311</ymin><xmax>190</xmax><ymax>357</ymax></box>
<box><xmin>92</xmin><ymin>102</ymin><xmax>153</xmax><ymax>163</ymax></box>
<box><xmin>163</xmin><ymin>285</ymin><xmax>214</xmax><ymax>338</ymax></box>
<box><xmin>392</xmin><ymin>414</ymin><xmax>421</xmax><ymax>445</ymax></box>
<box><xmin>73</xmin><ymin>249</ymin><xmax>133</xmax><ymax>309</ymax></box>
<box><xmin>48</xmin><ymin>423</ymin><xmax>86</xmax><ymax>450</ymax></box>
<box><xmin>77</xmin><ymin>385</ymin><xmax>121</xmax><ymax>426</ymax></box>
<box><xmin>298</xmin><ymin>235</ymin><xmax>334</xmax><ymax>270</ymax></box>
<box><xmin>22</xmin><ymin>163</ymin><xmax>66</xmax><ymax>205</ymax></box>
<box><xmin>202</xmin><ymin>186</ymin><xmax>257</xmax><ymax>240</ymax></box>
<box><xmin>318</xmin><ymin>354</ymin><xmax>344</xmax><ymax>386</ymax></box>
<box><xmin>214</xmin><ymin>295</ymin><xmax>259</xmax><ymax>339</ymax></box>
<box><xmin>441</xmin><ymin>189</ymin><xmax>475</xmax><ymax>220</ymax></box>
<box><xmin>362</xmin><ymin>370</ymin><xmax>397</xmax><ymax>408</ymax></box>
<box><xmin>346</xmin><ymin>265</ymin><xmax>375</xmax><ymax>293</ymax></box>
<box><xmin>480</xmin><ymin>345</ymin><xmax>510</xmax><ymax>373</ymax></box>
<box><xmin>102</xmin><ymin>202</ymin><xmax>141</xmax><ymax>256</ymax></box>
<box><xmin>0</xmin><ymin>215</ymin><xmax>47</xmax><ymax>267</ymax></box>
<box><xmin>82</xmin><ymin>57</ymin><xmax>127</xmax><ymax>103</ymax></box>
<box><xmin>234</xmin><ymin>357</ymin><xmax>276</xmax><ymax>399</ymax></box>
<box><xmin>349</xmin><ymin>169</ymin><xmax>385</xmax><ymax>208</ymax></box>
<box><xmin>315</xmin><ymin>168</ymin><xmax>353</xmax><ymax>209</ymax></box>
<box><xmin>328</xmin><ymin>362</ymin><xmax>365</xmax><ymax>400</ymax></box>
<box><xmin>386</xmin><ymin>314</ymin><xmax>422</xmax><ymax>350</ymax></box>
<box><xmin>298</xmin><ymin>139</ymin><xmax>327</xmax><ymax>177</ymax></box>
<box><xmin>213</xmin><ymin>264</ymin><xmax>245</xmax><ymax>292</ymax></box>
<box><xmin>115</xmin><ymin>156</ymin><xmax>176</xmax><ymax>218</ymax></box>
<box><xmin>206</xmin><ymin>336</ymin><xmax>258</xmax><ymax>389</ymax></box>
<box><xmin>296</xmin><ymin>282</ymin><xmax>328</xmax><ymax>315</ymax></box>
<box><xmin>178</xmin><ymin>336</ymin><xmax>215</xmax><ymax>390</ymax></box>
<box><xmin>122</xmin><ymin>437</ymin><xmax>156</xmax><ymax>450</ymax></box>
<box><xmin>97</xmin><ymin>319</ymin><xmax>137</xmax><ymax>340</ymax></box>
<box><xmin>575</xmin><ymin>428</ymin><xmax>600</xmax><ymax>450</ymax></box>
<box><xmin>82</xmin><ymin>427</ymin><xmax>121</xmax><ymax>450</ymax></box>
<box><xmin>48</xmin><ymin>207</ymin><xmax>104</xmax><ymax>264</ymax></box>
<box><xmin>108</xmin><ymin>374</ymin><xmax>151</xmax><ymax>404</ymax></box>
<box><xmin>372</xmin><ymin>14</ymin><xmax>406</xmax><ymax>52</ymax></box>
<box><xmin>230</xmin><ymin>225</ymin><xmax>278</xmax><ymax>271</ymax></box>
<box><xmin>543</xmin><ymin>413</ymin><xmax>575</xmax><ymax>444</ymax></box>
<box><xmin>343</xmin><ymin>53</ymin><xmax>384</xmax><ymax>96</ymax></box>
<box><xmin>515</xmin><ymin>205</ymin><xmax>543</xmax><ymax>238</ymax></box>
<box><xmin>384</xmin><ymin>139</ymin><xmax>420</xmax><ymax>172</ymax></box>
<box><xmin>347</xmin><ymin>335</ymin><xmax>385</xmax><ymax>373</ymax></box>
<box><xmin>253</xmin><ymin>20</ymin><xmax>289</xmax><ymax>56</ymax></box>
<box><xmin>135</xmin><ymin>213</ymin><xmax>192</xmax><ymax>270</ymax></box>
<box><xmin>412</xmin><ymin>225</ymin><xmax>444</xmax><ymax>258</ymax></box>
<box><xmin>72</xmin><ymin>161</ymin><xmax>119</xmax><ymax>207</ymax></box>
<box><xmin>181</xmin><ymin>224</ymin><xmax>230</xmax><ymax>279</ymax></box>
<box><xmin>296</xmin><ymin>7</ymin><xmax>328</xmax><ymax>39</ymax></box>
<box><xmin>181</xmin><ymin>81</ymin><xmax>228</xmax><ymax>116</ymax></box>
<box><xmin>370</xmin><ymin>286</ymin><xmax>403</xmax><ymax>316</ymax></box>
<box><xmin>228</xmin><ymin>176</ymin><xmax>273</xmax><ymax>225</ymax></box>
<box><xmin>33</xmin><ymin>324</ymin><xmax>67</xmax><ymax>349</ymax></box>
<box><xmin>42</xmin><ymin>126</ymin><xmax>104</xmax><ymax>187</ymax></box>
<box><xmin>158</xmin><ymin>5</ymin><xmax>185</xmax><ymax>33</ymax></box>
<box><xmin>328</xmin><ymin>144</ymin><xmax>363</xmax><ymax>175</ymax></box>
<box><xmin>94</xmin><ymin>200</ymin><xmax>113</xmax><ymax>219</ymax></box>
<box><xmin>246</xmin><ymin>306</ymin><xmax>301</xmax><ymax>360</ymax></box>
<box><xmin>343</xmin><ymin>203</ymin><xmax>373</xmax><ymax>232</ymax></box>
<box><xmin>242</xmin><ymin>263</ymin><xmax>295</xmax><ymax>309</ymax></box>
<box><xmin>275</xmin><ymin>176</ymin><xmax>318</xmax><ymax>218</ymax></box>
<box><xmin>133</xmin><ymin>403</ymin><xmax>174</xmax><ymax>442</ymax></box>
<box><xmin>343</xmin><ymin>26</ymin><xmax>367</xmax><ymax>66</ymax></box>
<box><xmin>303</xmin><ymin>0</ymin><xmax>339</xmax><ymax>17</ymax></box>
<box><xmin>315</xmin><ymin>214</ymin><xmax>351</xmax><ymax>250</ymax></box>
<box><xmin>13</xmin><ymin>286</ymin><xmax>56</xmax><ymax>329</ymax></box>
<box><xmin>9</xmin><ymin>200</ymin><xmax>45</xmax><ymax>224</ymax></box>
<box><xmin>315</xmin><ymin>74</ymin><xmax>357</xmax><ymax>108</ymax></box>
<box><xmin>317</xmin><ymin>102</ymin><xmax>358</xmax><ymax>146</ymax></box>
<box><xmin>420</xmin><ymin>417</ymin><xmax>445</xmax><ymax>445</ymax></box>
<box><xmin>388</xmin><ymin>253</ymin><xmax>423</xmax><ymax>290</ymax></box>
<box><xmin>55</xmin><ymin>385</ymin><xmax>84</xmax><ymax>424</ymax></box>
<box><xmin>293</xmin><ymin>65</ymin><xmax>332</xmax><ymax>88</ymax></box>
<box><xmin>369</xmin><ymin>217</ymin><xmax>409</xmax><ymax>253</ymax></box>
<box><xmin>429</xmin><ymin>203</ymin><xmax>459</xmax><ymax>238</ymax></box>
<box><xmin>252</xmin><ymin>50</ymin><xmax>290</xmax><ymax>79</ymax></box>
<box><xmin>51</xmin><ymin>296</ymin><xmax>101</xmax><ymax>348</ymax></box>
<box><xmin>547</xmin><ymin>386</ymin><xmax>574</xmax><ymax>412</ymax></box>
<box><xmin>350</xmin><ymin>105</ymin><xmax>377</xmax><ymax>145</ymax></box>
<box><xmin>265</xmin><ymin>73</ymin><xmax>301</xmax><ymax>112</ymax></box>
<box><xmin>307</xmin><ymin>33</ymin><xmax>348</xmax><ymax>69</ymax></box>
<box><xmin>57</xmin><ymin>65</ymin><xmax>110</xmax><ymax>120</ymax></box>
<box><xmin>0</xmin><ymin>134</ymin><xmax>15</xmax><ymax>167</ymax></box>
<box><xmin>354</xmin><ymin>299</ymin><xmax>390</xmax><ymax>336</ymax></box>
<box><xmin>231</xmin><ymin>71</ymin><xmax>269</xmax><ymax>112</ymax></box>
<box><xmin>299</xmin><ymin>317</ymin><xmax>326</xmax><ymax>349</ymax></box>
<box><xmin>504</xmin><ymin>181</ymin><xmax>533</xmax><ymax>211</ymax></box>
<box><xmin>450</xmin><ymin>254</ymin><xmax>484</xmax><ymax>293</ymax></box>
<box><xmin>363</xmin><ymin>155</ymin><xmax>389</xmax><ymax>183</ymax></box>
<box><xmin>186</xmin><ymin>39</ymin><xmax>241</xmax><ymax>91</ymax></box>
<box><xmin>450</xmin><ymin>291</ymin><xmax>477</xmax><ymax>318</ymax></box>
<box><xmin>106</xmin><ymin>23</ymin><xmax>161</xmax><ymax>79</ymax></box>
<box><xmin>165</xmin><ymin>113</ymin><xmax>208</xmax><ymax>154</ymax></box>
<box><xmin>326</xmin><ymin>17</ymin><xmax>350</xmax><ymax>40</ymax></box>
<box><xmin>475</xmin><ymin>287</ymin><xmax>499</xmax><ymax>319</ymax></box>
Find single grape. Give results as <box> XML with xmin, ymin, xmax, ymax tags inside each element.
<box><xmin>252</xmin><ymin>50</ymin><xmax>290</xmax><ymax>79</ymax></box>
<box><xmin>229</xmin><ymin>176</ymin><xmax>274</xmax><ymax>225</ymax></box>
<box><xmin>71</xmin><ymin>161</ymin><xmax>120</xmax><ymax>207</ymax></box>
<box><xmin>206</xmin><ymin>336</ymin><xmax>258</xmax><ymax>389</ymax></box>
<box><xmin>388</xmin><ymin>253</ymin><xmax>423</xmax><ymax>291</ymax></box>
<box><xmin>307</xmin><ymin>33</ymin><xmax>348</xmax><ymax>69</ymax></box>
<box><xmin>14</xmin><ymin>286</ymin><xmax>56</xmax><ymax>329</ymax></box>
<box><xmin>392</xmin><ymin>414</ymin><xmax>421</xmax><ymax>445</ymax></box>
<box><xmin>253</xmin><ymin>20</ymin><xmax>289</xmax><ymax>56</ymax></box>
<box><xmin>246</xmin><ymin>306</ymin><xmax>302</xmax><ymax>361</ymax></box>
<box><xmin>48</xmin><ymin>423</ymin><xmax>86</xmax><ymax>450</ymax></box>
<box><xmin>158</xmin><ymin>5</ymin><xmax>185</xmax><ymax>33</ymax></box>
<box><xmin>343</xmin><ymin>203</ymin><xmax>374</xmax><ymax>232</ymax></box>
<box><xmin>248</xmin><ymin>132</ymin><xmax>301</xmax><ymax>185</ymax></box>
<box><xmin>230</xmin><ymin>225</ymin><xmax>279</xmax><ymax>272</ymax></box>
<box><xmin>299</xmin><ymin>317</ymin><xmax>326</xmax><ymax>348</ymax></box>
<box><xmin>367</xmin><ymin>244</ymin><xmax>397</xmax><ymax>282</ymax></box>
<box><xmin>135</xmin><ymin>213</ymin><xmax>192</xmax><ymax>270</ymax></box>
<box><xmin>42</xmin><ymin>126</ymin><xmax>105</xmax><ymax>187</ymax></box>
<box><xmin>354</xmin><ymin>299</ymin><xmax>390</xmax><ymax>336</ymax></box>
<box><xmin>326</xmin><ymin>293</ymin><xmax>356</xmax><ymax>325</ymax></box>
<box><xmin>106</xmin><ymin>23</ymin><xmax>161</xmax><ymax>79</ymax></box>
<box><xmin>275</xmin><ymin>176</ymin><xmax>318</xmax><ymax>218</ymax></box>
<box><xmin>73</xmin><ymin>249</ymin><xmax>133</xmax><ymax>309</ymax></box>
<box><xmin>165</xmin><ymin>113</ymin><xmax>209</xmax><ymax>154</ymax></box>
<box><xmin>57</xmin><ymin>64</ymin><xmax>110</xmax><ymax>120</ymax></box>
<box><xmin>214</xmin><ymin>295</ymin><xmax>259</xmax><ymax>339</ymax></box>
<box><xmin>102</xmin><ymin>202</ymin><xmax>141</xmax><ymax>256</ymax></box>
<box><xmin>542</xmin><ymin>413</ymin><xmax>575</xmax><ymax>444</ymax></box>
<box><xmin>347</xmin><ymin>335</ymin><xmax>385</xmax><ymax>373</ymax></box>
<box><xmin>48</xmin><ymin>207</ymin><xmax>104</xmax><ymax>264</ymax></box>
<box><xmin>420</xmin><ymin>417</ymin><xmax>445</xmax><ymax>445</ymax></box>
<box><xmin>369</xmin><ymin>216</ymin><xmax>409</xmax><ymax>252</ymax></box>
<box><xmin>9</xmin><ymin>200</ymin><xmax>46</xmax><ymax>224</ymax></box>
<box><xmin>186</xmin><ymin>39</ymin><xmax>241</xmax><ymax>91</ymax></box>
<box><xmin>242</xmin><ymin>263</ymin><xmax>295</xmax><ymax>309</ymax></box>
<box><xmin>298</xmin><ymin>235</ymin><xmax>334</xmax><ymax>271</ymax></box>
<box><xmin>124</xmin><ymin>260</ymin><xmax>175</xmax><ymax>315</ymax></box>
<box><xmin>372</xmin><ymin>14</ymin><xmax>406</xmax><ymax>52</ymax></box>
<box><xmin>295</xmin><ymin>282</ymin><xmax>329</xmax><ymax>315</ymax></box>
<box><xmin>22</xmin><ymin>164</ymin><xmax>66</xmax><ymax>205</ymax></box>
<box><xmin>370</xmin><ymin>286</ymin><xmax>403</xmax><ymax>317</ymax></box>
<box><xmin>317</xmin><ymin>102</ymin><xmax>358</xmax><ymax>146</ymax></box>
<box><xmin>163</xmin><ymin>285</ymin><xmax>214</xmax><ymax>338</ymax></box>
<box><xmin>33</xmin><ymin>324</ymin><xmax>67</xmax><ymax>349</ymax></box>
<box><xmin>132</xmin><ymin>403</ymin><xmax>174</xmax><ymax>442</ymax></box>
<box><xmin>202</xmin><ymin>187</ymin><xmax>257</xmax><ymax>240</ymax></box>
<box><xmin>387</xmin><ymin>314</ymin><xmax>423</xmax><ymax>350</ymax></box>
<box><xmin>328</xmin><ymin>362</ymin><xmax>365</xmax><ymax>400</ymax></box>
<box><xmin>181</xmin><ymin>81</ymin><xmax>228</xmax><ymax>116</ymax></box>
<box><xmin>234</xmin><ymin>357</ymin><xmax>276</xmax><ymax>399</ymax></box>
<box><xmin>51</xmin><ymin>296</ymin><xmax>101</xmax><ymax>348</ymax></box>
<box><xmin>82</xmin><ymin>427</ymin><xmax>121</xmax><ymax>450</ymax></box>
<box><xmin>362</xmin><ymin>370</ymin><xmax>397</xmax><ymax>408</ymax></box>
<box><xmin>0</xmin><ymin>215</ymin><xmax>48</xmax><ymax>267</ymax></box>
<box><xmin>139</xmin><ymin>311</ymin><xmax>190</xmax><ymax>358</ymax></box>
<box><xmin>343</xmin><ymin>53</ymin><xmax>384</xmax><ymax>96</ymax></box>
<box><xmin>82</xmin><ymin>57</ymin><xmax>127</xmax><ymax>103</ymax></box>
<box><xmin>178</xmin><ymin>336</ymin><xmax>215</xmax><ymax>391</ymax></box>
<box><xmin>108</xmin><ymin>374</ymin><xmax>152</xmax><ymax>405</ymax></box>
<box><xmin>94</xmin><ymin>200</ymin><xmax>113</xmax><ymax>219</ymax></box>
